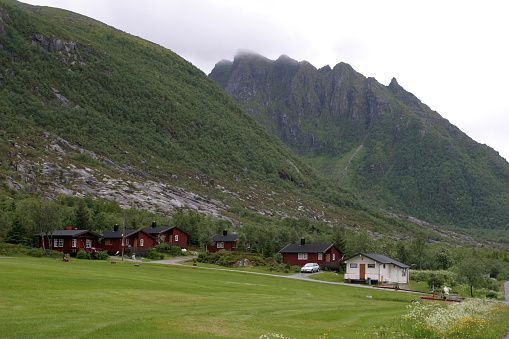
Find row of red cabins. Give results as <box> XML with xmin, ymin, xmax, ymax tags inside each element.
<box><xmin>36</xmin><ymin>222</ymin><xmax>189</xmax><ymax>255</ymax></box>
<box><xmin>206</xmin><ymin>230</ymin><xmax>342</xmax><ymax>269</ymax></box>
<box><xmin>37</xmin><ymin>227</ymin><xmax>342</xmax><ymax>269</ymax></box>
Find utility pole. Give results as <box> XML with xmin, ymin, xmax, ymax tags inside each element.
<box><xmin>121</xmin><ymin>213</ymin><xmax>126</xmax><ymax>261</ymax></box>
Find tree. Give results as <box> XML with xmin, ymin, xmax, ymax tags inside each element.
<box><xmin>5</xmin><ymin>215</ymin><xmax>25</xmax><ymax>244</ymax></box>
<box><xmin>236</xmin><ymin>233</ymin><xmax>247</xmax><ymax>252</ymax></box>
<box><xmin>457</xmin><ymin>257</ymin><xmax>484</xmax><ymax>297</ymax></box>
<box><xmin>435</xmin><ymin>246</ymin><xmax>452</xmax><ymax>270</ymax></box>
<box><xmin>411</xmin><ymin>235</ymin><xmax>427</xmax><ymax>270</ymax></box>
<box><xmin>330</xmin><ymin>226</ymin><xmax>347</xmax><ymax>256</ymax></box>
<box><xmin>28</xmin><ymin>200</ymin><xmax>64</xmax><ymax>251</ymax></box>
<box><xmin>74</xmin><ymin>199</ymin><xmax>91</xmax><ymax>230</ymax></box>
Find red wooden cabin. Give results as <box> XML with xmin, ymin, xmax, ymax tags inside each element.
<box><xmin>101</xmin><ymin>225</ymin><xmax>155</xmax><ymax>255</ymax></box>
<box><xmin>142</xmin><ymin>222</ymin><xmax>189</xmax><ymax>249</ymax></box>
<box><xmin>36</xmin><ymin>228</ymin><xmax>102</xmax><ymax>255</ymax></box>
<box><xmin>279</xmin><ymin>239</ymin><xmax>342</xmax><ymax>269</ymax></box>
<box><xmin>206</xmin><ymin>230</ymin><xmax>239</xmax><ymax>253</ymax></box>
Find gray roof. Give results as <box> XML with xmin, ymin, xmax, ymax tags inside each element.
<box><xmin>102</xmin><ymin>229</ymin><xmax>153</xmax><ymax>239</ymax></box>
<box><xmin>35</xmin><ymin>230</ymin><xmax>101</xmax><ymax>238</ymax></box>
<box><xmin>344</xmin><ymin>253</ymin><xmax>411</xmax><ymax>268</ymax></box>
<box><xmin>212</xmin><ymin>234</ymin><xmax>239</xmax><ymax>242</ymax></box>
<box><xmin>279</xmin><ymin>243</ymin><xmax>335</xmax><ymax>254</ymax></box>
<box><xmin>141</xmin><ymin>226</ymin><xmax>189</xmax><ymax>235</ymax></box>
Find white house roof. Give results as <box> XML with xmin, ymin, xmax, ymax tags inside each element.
<box><xmin>344</xmin><ymin>253</ymin><xmax>411</xmax><ymax>268</ymax></box>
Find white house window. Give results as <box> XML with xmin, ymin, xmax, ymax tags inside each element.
<box><xmin>298</xmin><ymin>253</ymin><xmax>308</xmax><ymax>260</ymax></box>
<box><xmin>350</xmin><ymin>263</ymin><xmax>357</xmax><ymax>268</ymax></box>
<box><xmin>333</xmin><ymin>254</ymin><xmax>336</xmax><ymax>260</ymax></box>
<box><xmin>85</xmin><ymin>239</ymin><xmax>92</xmax><ymax>248</ymax></box>
<box><xmin>175</xmin><ymin>235</ymin><xmax>179</xmax><ymax>242</ymax></box>
<box><xmin>72</xmin><ymin>239</ymin><xmax>77</xmax><ymax>248</ymax></box>
<box><xmin>54</xmin><ymin>238</ymin><xmax>64</xmax><ymax>248</ymax></box>
<box><xmin>368</xmin><ymin>264</ymin><xmax>376</xmax><ymax>268</ymax></box>
<box><xmin>318</xmin><ymin>253</ymin><xmax>322</xmax><ymax>260</ymax></box>
<box><xmin>217</xmin><ymin>242</ymin><xmax>224</xmax><ymax>248</ymax></box>
<box><xmin>140</xmin><ymin>239</ymin><xmax>144</xmax><ymax>247</ymax></box>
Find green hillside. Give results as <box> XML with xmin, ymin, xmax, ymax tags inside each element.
<box><xmin>0</xmin><ymin>0</ymin><xmax>443</xmax><ymax>243</ymax></box>
<box><xmin>209</xmin><ymin>53</ymin><xmax>509</xmax><ymax>239</ymax></box>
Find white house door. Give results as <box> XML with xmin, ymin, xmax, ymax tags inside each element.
<box><xmin>360</xmin><ymin>264</ymin><xmax>366</xmax><ymax>279</ymax></box>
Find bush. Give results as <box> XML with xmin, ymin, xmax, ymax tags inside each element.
<box><xmin>26</xmin><ymin>248</ymin><xmax>61</xmax><ymax>258</ymax></box>
<box><xmin>77</xmin><ymin>249</ymin><xmax>91</xmax><ymax>260</ymax></box>
<box><xmin>145</xmin><ymin>248</ymin><xmax>164</xmax><ymax>260</ymax></box>
<box><xmin>97</xmin><ymin>250</ymin><xmax>109</xmax><ymax>260</ymax></box>
<box><xmin>153</xmin><ymin>243</ymin><xmax>171</xmax><ymax>253</ymax></box>
<box><xmin>27</xmin><ymin>248</ymin><xmax>46</xmax><ymax>257</ymax></box>
<box><xmin>290</xmin><ymin>265</ymin><xmax>301</xmax><ymax>273</ymax></box>
<box><xmin>169</xmin><ymin>246</ymin><xmax>183</xmax><ymax>256</ymax></box>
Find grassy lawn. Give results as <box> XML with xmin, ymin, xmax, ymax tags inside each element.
<box><xmin>0</xmin><ymin>256</ymin><xmax>418</xmax><ymax>338</ymax></box>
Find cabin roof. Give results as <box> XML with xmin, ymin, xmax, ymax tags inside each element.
<box><xmin>279</xmin><ymin>243</ymin><xmax>335</xmax><ymax>254</ymax></box>
<box><xmin>35</xmin><ymin>230</ymin><xmax>101</xmax><ymax>238</ymax></box>
<box><xmin>344</xmin><ymin>253</ymin><xmax>411</xmax><ymax>268</ymax></box>
<box><xmin>212</xmin><ymin>234</ymin><xmax>239</xmax><ymax>242</ymax></box>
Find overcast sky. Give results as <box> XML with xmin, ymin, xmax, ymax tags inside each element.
<box><xmin>20</xmin><ymin>0</ymin><xmax>509</xmax><ymax>161</ymax></box>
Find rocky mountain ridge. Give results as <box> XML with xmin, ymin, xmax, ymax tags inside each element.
<box><xmin>209</xmin><ymin>52</ymin><xmax>509</xmax><ymax>238</ymax></box>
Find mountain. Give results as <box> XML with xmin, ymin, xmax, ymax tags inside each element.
<box><xmin>0</xmin><ymin>1</ymin><xmax>503</xmax><ymax>247</ymax></box>
<box><xmin>209</xmin><ymin>52</ymin><xmax>509</xmax><ymax>239</ymax></box>
<box><xmin>0</xmin><ymin>0</ymin><xmax>419</xmax><ymax>239</ymax></box>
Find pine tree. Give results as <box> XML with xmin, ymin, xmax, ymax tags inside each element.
<box><xmin>5</xmin><ymin>215</ymin><xmax>26</xmax><ymax>244</ymax></box>
<box><xmin>330</xmin><ymin>226</ymin><xmax>347</xmax><ymax>255</ymax></box>
<box><xmin>74</xmin><ymin>200</ymin><xmax>91</xmax><ymax>230</ymax></box>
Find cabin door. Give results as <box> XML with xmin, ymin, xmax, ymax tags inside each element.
<box><xmin>134</xmin><ymin>239</ymin><xmax>138</xmax><ymax>247</ymax></box>
<box><xmin>360</xmin><ymin>264</ymin><xmax>366</xmax><ymax>279</ymax></box>
<box><xmin>325</xmin><ymin>253</ymin><xmax>330</xmax><ymax>262</ymax></box>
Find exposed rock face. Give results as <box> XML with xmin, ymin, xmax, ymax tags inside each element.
<box><xmin>209</xmin><ymin>52</ymin><xmax>509</xmax><ymax>231</ymax></box>
<box><xmin>5</xmin><ymin>132</ymin><xmax>230</xmax><ymax>219</ymax></box>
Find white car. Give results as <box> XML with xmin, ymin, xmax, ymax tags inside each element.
<box><xmin>301</xmin><ymin>263</ymin><xmax>320</xmax><ymax>273</ymax></box>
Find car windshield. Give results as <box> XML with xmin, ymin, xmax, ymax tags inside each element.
<box><xmin>304</xmin><ymin>263</ymin><xmax>314</xmax><ymax>267</ymax></box>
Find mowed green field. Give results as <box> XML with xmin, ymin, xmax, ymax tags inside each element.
<box><xmin>0</xmin><ymin>257</ymin><xmax>417</xmax><ymax>338</ymax></box>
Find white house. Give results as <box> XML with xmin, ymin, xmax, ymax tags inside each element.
<box><xmin>344</xmin><ymin>253</ymin><xmax>411</xmax><ymax>284</ymax></box>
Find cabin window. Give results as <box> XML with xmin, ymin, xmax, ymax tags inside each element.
<box><xmin>368</xmin><ymin>264</ymin><xmax>376</xmax><ymax>268</ymax></box>
<box><xmin>402</xmin><ymin>268</ymin><xmax>407</xmax><ymax>276</ymax></box>
<box><xmin>383</xmin><ymin>264</ymin><xmax>386</xmax><ymax>269</ymax></box>
<box><xmin>85</xmin><ymin>239</ymin><xmax>92</xmax><ymax>248</ymax></box>
<box><xmin>175</xmin><ymin>235</ymin><xmax>179</xmax><ymax>242</ymax></box>
<box><xmin>140</xmin><ymin>239</ymin><xmax>144</xmax><ymax>247</ymax></box>
<box><xmin>298</xmin><ymin>253</ymin><xmax>308</xmax><ymax>260</ymax></box>
<box><xmin>350</xmin><ymin>263</ymin><xmax>357</xmax><ymax>268</ymax></box>
<box><xmin>125</xmin><ymin>239</ymin><xmax>130</xmax><ymax>246</ymax></box>
<box><xmin>54</xmin><ymin>238</ymin><xmax>64</xmax><ymax>248</ymax></box>
<box><xmin>217</xmin><ymin>242</ymin><xmax>224</xmax><ymax>248</ymax></box>
<box><xmin>105</xmin><ymin>239</ymin><xmax>112</xmax><ymax>245</ymax></box>
<box><xmin>318</xmin><ymin>253</ymin><xmax>322</xmax><ymax>260</ymax></box>
<box><xmin>333</xmin><ymin>254</ymin><xmax>336</xmax><ymax>260</ymax></box>
<box><xmin>72</xmin><ymin>239</ymin><xmax>77</xmax><ymax>248</ymax></box>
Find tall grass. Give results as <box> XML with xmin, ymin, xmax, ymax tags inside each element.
<box><xmin>372</xmin><ymin>299</ymin><xmax>509</xmax><ymax>338</ymax></box>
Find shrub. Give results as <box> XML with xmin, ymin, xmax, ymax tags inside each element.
<box><xmin>26</xmin><ymin>248</ymin><xmax>61</xmax><ymax>258</ymax></box>
<box><xmin>27</xmin><ymin>248</ymin><xmax>46</xmax><ymax>257</ymax></box>
<box><xmin>290</xmin><ymin>265</ymin><xmax>301</xmax><ymax>273</ymax></box>
<box><xmin>169</xmin><ymin>246</ymin><xmax>183</xmax><ymax>256</ymax></box>
<box><xmin>97</xmin><ymin>250</ymin><xmax>109</xmax><ymax>260</ymax></box>
<box><xmin>145</xmin><ymin>248</ymin><xmax>164</xmax><ymax>260</ymax></box>
<box><xmin>77</xmin><ymin>249</ymin><xmax>91</xmax><ymax>260</ymax></box>
<box><xmin>153</xmin><ymin>243</ymin><xmax>171</xmax><ymax>253</ymax></box>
